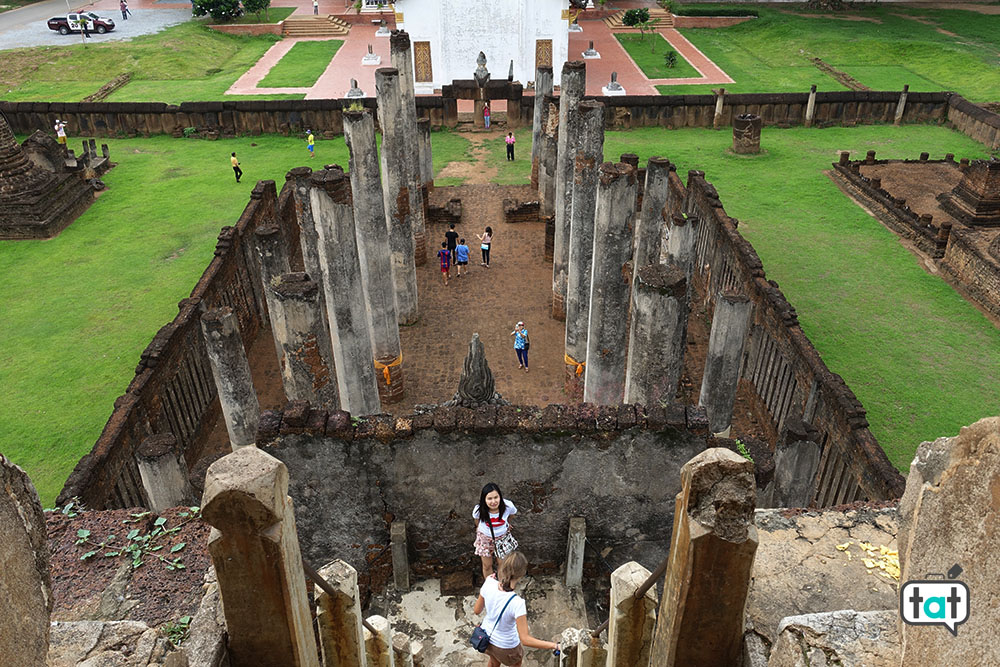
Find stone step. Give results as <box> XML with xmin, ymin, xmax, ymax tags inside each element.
<box><xmin>282</xmin><ymin>16</ymin><xmax>350</xmax><ymax>37</ymax></box>
<box><xmin>604</xmin><ymin>8</ymin><xmax>674</xmax><ymax>30</ymax></box>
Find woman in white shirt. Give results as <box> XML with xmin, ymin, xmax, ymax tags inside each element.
<box><xmin>473</xmin><ymin>483</ymin><xmax>517</xmax><ymax>581</ymax></box>
<box><xmin>473</xmin><ymin>552</ymin><xmax>559</xmax><ymax>666</ymax></box>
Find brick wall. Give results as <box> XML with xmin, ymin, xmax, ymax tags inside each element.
<box><xmin>207</xmin><ymin>23</ymin><xmax>283</xmax><ymax>36</ymax></box>
<box><xmin>946</xmin><ymin>94</ymin><xmax>1000</xmax><ymax>150</ymax></box>
<box><xmin>939</xmin><ymin>228</ymin><xmax>1000</xmax><ymax>321</ymax></box>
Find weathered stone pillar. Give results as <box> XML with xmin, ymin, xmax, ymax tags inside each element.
<box><xmin>200</xmin><ymin>307</ymin><xmax>260</xmax><ymax>449</ymax></box>
<box><xmin>804</xmin><ymin>84</ymin><xmax>817</xmax><ymax>128</ymax></box>
<box><xmin>0</xmin><ymin>454</ymin><xmax>53</xmax><ymax>666</ymax></box>
<box><xmin>552</xmin><ymin>60</ymin><xmax>587</xmax><ymax>320</ymax></box>
<box><xmin>577</xmin><ymin>635</ymin><xmax>608</xmax><ymax>667</ymax></box>
<box><xmin>583</xmin><ymin>162</ymin><xmax>637</xmax><ymax>405</ymax></box>
<box><xmin>315</xmin><ymin>559</ymin><xmax>366</xmax><ymax>667</ymax></box>
<box><xmin>733</xmin><ymin>113</ymin><xmax>762</xmax><ymax>154</ymax></box>
<box><xmin>649</xmin><ymin>448</ymin><xmax>758</xmax><ymax>666</ymax></box>
<box><xmin>713</xmin><ymin>87</ymin><xmax>725</xmax><ymax>129</ymax></box>
<box><xmin>416</xmin><ymin>117</ymin><xmax>433</xmax><ymax>195</ymax></box>
<box><xmin>135</xmin><ymin>433</ymin><xmax>194</xmax><ymax>513</ymax></box>
<box><xmin>389</xmin><ymin>31</ymin><xmax>427</xmax><ymax>266</ymax></box>
<box><xmin>665</xmin><ymin>213</ymin><xmax>697</xmax><ymax>279</ymax></box>
<box><xmin>391</xmin><ymin>520</ymin><xmax>409</xmax><ymax>592</ymax></box>
<box><xmin>531</xmin><ymin>65</ymin><xmax>554</xmax><ymax>190</ymax></box>
<box><xmin>773</xmin><ymin>418</ymin><xmax>821</xmax><ymax>508</ymax></box>
<box><xmin>286</xmin><ymin>168</ymin><xmax>324</xmax><ymax>304</ymax></box>
<box><xmin>268</xmin><ymin>272</ymin><xmax>340</xmax><ymax>409</ymax></box>
<box><xmin>392</xmin><ymin>633</ymin><xmax>414</xmax><ymax>667</ymax></box>
<box><xmin>343</xmin><ymin>109</ymin><xmax>406</xmax><ymax>401</ymax></box>
<box><xmin>698</xmin><ymin>292</ymin><xmax>753</xmax><ymax>436</ymax></box>
<box><xmin>624</xmin><ymin>263</ymin><xmax>688</xmax><ymax>407</ymax></box>
<box><xmin>308</xmin><ymin>168</ymin><xmax>382</xmax><ymax>416</ymax></box>
<box><xmin>566</xmin><ymin>517</ymin><xmax>586</xmax><ymax>589</ymax></box>
<box><xmin>255</xmin><ymin>222</ymin><xmax>292</xmax><ymax>286</ymax></box>
<box><xmin>539</xmin><ymin>93</ymin><xmax>559</xmax><ymax>221</ymax></box>
<box><xmin>607</xmin><ymin>561</ymin><xmax>658</xmax><ymax>667</ymax></box>
<box><xmin>894</xmin><ymin>84</ymin><xmax>909</xmax><ymax>125</ymax></box>
<box><xmin>376</xmin><ymin>67</ymin><xmax>421</xmax><ymax>323</ymax></box>
<box><xmin>202</xmin><ymin>446</ymin><xmax>319</xmax><ymax>667</ymax></box>
<box><xmin>632</xmin><ymin>156</ymin><xmax>671</xmax><ymax>289</ymax></box>
<box><xmin>364</xmin><ymin>615</ymin><xmax>393</xmax><ymax>667</ymax></box>
<box><xmin>564</xmin><ymin>100</ymin><xmax>605</xmax><ymax>396</ymax></box>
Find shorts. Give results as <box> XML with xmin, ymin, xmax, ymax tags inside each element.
<box><xmin>457</xmin><ymin>261</ymin><xmax>468</xmax><ymax>266</ymax></box>
<box><xmin>441</xmin><ymin>265</ymin><xmax>450</xmax><ymax>273</ymax></box>
<box><xmin>474</xmin><ymin>530</ymin><xmax>510</xmax><ymax>558</ymax></box>
<box><xmin>485</xmin><ymin>643</ymin><xmax>524</xmax><ymax>666</ymax></box>
<box><xmin>308</xmin><ymin>144</ymin><xmax>314</xmax><ymax>152</ymax></box>
<box><xmin>58</xmin><ymin>136</ymin><xmax>67</xmax><ymax>145</ymax></box>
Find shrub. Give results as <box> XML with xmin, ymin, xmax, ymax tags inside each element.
<box><xmin>622</xmin><ymin>8</ymin><xmax>650</xmax><ymax>26</ymax></box>
<box><xmin>192</xmin><ymin>0</ymin><xmax>242</xmax><ymax>22</ymax></box>
<box><xmin>664</xmin><ymin>50</ymin><xmax>678</xmax><ymax>68</ymax></box>
<box><xmin>242</xmin><ymin>0</ymin><xmax>270</xmax><ymax>22</ymax></box>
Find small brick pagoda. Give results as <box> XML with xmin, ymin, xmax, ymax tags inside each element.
<box><xmin>937</xmin><ymin>157</ymin><xmax>1000</xmax><ymax>227</ymax></box>
<box><xmin>0</xmin><ymin>111</ymin><xmax>95</xmax><ymax>240</ymax></box>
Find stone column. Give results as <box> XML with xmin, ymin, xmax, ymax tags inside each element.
<box><xmin>315</xmin><ymin>559</ymin><xmax>366</xmax><ymax>667</ymax></box>
<box><xmin>389</xmin><ymin>31</ymin><xmax>427</xmax><ymax>266</ymax></box>
<box><xmin>376</xmin><ymin>68</ymin><xmax>421</xmax><ymax>323</ymax></box>
<box><xmin>632</xmin><ymin>156</ymin><xmax>671</xmax><ymax>290</ymax></box>
<box><xmin>286</xmin><ymin>168</ymin><xmax>324</xmax><ymax>304</ymax></box>
<box><xmin>0</xmin><ymin>454</ymin><xmax>53</xmax><ymax>666</ymax></box>
<box><xmin>624</xmin><ymin>263</ymin><xmax>688</xmax><ymax>407</ymax></box>
<box><xmin>713</xmin><ymin>88</ymin><xmax>725</xmax><ymax>129</ymax></box>
<box><xmin>364</xmin><ymin>616</ymin><xmax>393</xmax><ymax>667</ymax></box>
<box><xmin>698</xmin><ymin>292</ymin><xmax>753</xmax><ymax>437</ymax></box>
<box><xmin>773</xmin><ymin>418</ymin><xmax>821</xmax><ymax>508</ymax></box>
<box><xmin>256</xmin><ymin>222</ymin><xmax>295</xmax><ymax>362</ymax></box>
<box><xmin>649</xmin><ymin>448</ymin><xmax>757</xmax><ymax>667</ymax></box>
<box><xmin>583</xmin><ymin>162</ymin><xmax>637</xmax><ymax>406</ymax></box>
<box><xmin>577</xmin><ymin>635</ymin><xmax>608</xmax><ymax>667</ymax></box>
<box><xmin>804</xmin><ymin>84</ymin><xmax>817</xmax><ymax>128</ymax></box>
<box><xmin>539</xmin><ymin>93</ymin><xmax>559</xmax><ymax>264</ymax></box>
<box><xmin>531</xmin><ymin>65</ymin><xmax>554</xmax><ymax>190</ymax></box>
<box><xmin>416</xmin><ymin>117</ymin><xmax>433</xmax><ymax>196</ymax></box>
<box><xmin>566</xmin><ymin>517</ymin><xmax>586</xmax><ymax>589</ymax></box>
<box><xmin>665</xmin><ymin>214</ymin><xmax>697</xmax><ymax>279</ymax></box>
<box><xmin>894</xmin><ymin>84</ymin><xmax>909</xmax><ymax>125</ymax></box>
<box><xmin>202</xmin><ymin>446</ymin><xmax>320</xmax><ymax>667</ymax></box>
<box><xmin>343</xmin><ymin>110</ymin><xmax>406</xmax><ymax>401</ymax></box>
<box><xmin>607</xmin><ymin>561</ymin><xmax>658</xmax><ymax>667</ymax></box>
<box><xmin>392</xmin><ymin>634</ymin><xmax>415</xmax><ymax>667</ymax></box>
<box><xmin>308</xmin><ymin>168</ymin><xmax>382</xmax><ymax>416</ymax></box>
<box><xmin>564</xmin><ymin>100</ymin><xmax>605</xmax><ymax>396</ymax></box>
<box><xmin>268</xmin><ymin>272</ymin><xmax>340</xmax><ymax>409</ymax></box>
<box><xmin>135</xmin><ymin>433</ymin><xmax>194</xmax><ymax>514</ymax></box>
<box><xmin>391</xmin><ymin>521</ymin><xmax>409</xmax><ymax>592</ymax></box>
<box><xmin>552</xmin><ymin>60</ymin><xmax>587</xmax><ymax>320</ymax></box>
<box><xmin>733</xmin><ymin>113</ymin><xmax>762</xmax><ymax>154</ymax></box>
<box><xmin>200</xmin><ymin>307</ymin><xmax>260</xmax><ymax>449</ymax></box>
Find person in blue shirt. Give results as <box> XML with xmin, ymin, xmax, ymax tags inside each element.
<box><xmin>510</xmin><ymin>321</ymin><xmax>529</xmax><ymax>372</ymax></box>
<box><xmin>455</xmin><ymin>238</ymin><xmax>470</xmax><ymax>277</ymax></box>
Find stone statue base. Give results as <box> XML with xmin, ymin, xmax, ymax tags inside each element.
<box><xmin>376</xmin><ymin>26</ymin><xmax>391</xmax><ymax>37</ymax></box>
<box><xmin>582</xmin><ymin>50</ymin><xmax>601</xmax><ymax>59</ymax></box>
<box><xmin>569</xmin><ymin>23</ymin><xmax>583</xmax><ymax>32</ymax></box>
<box><xmin>362</xmin><ymin>53</ymin><xmax>382</xmax><ymax>66</ymax></box>
<box><xmin>602</xmin><ymin>85</ymin><xmax>626</xmax><ymax>96</ymax></box>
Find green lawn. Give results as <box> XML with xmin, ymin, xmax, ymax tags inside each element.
<box><xmin>511</xmin><ymin>124</ymin><xmax>997</xmax><ymax>471</ymax></box>
<box><xmin>224</xmin><ymin>7</ymin><xmax>295</xmax><ymax>24</ymax></box>
<box><xmin>1</xmin><ymin>130</ymin><xmax>470</xmax><ymax>506</ymax></box>
<box><xmin>615</xmin><ymin>33</ymin><xmax>701</xmax><ymax>80</ymax></box>
<box><xmin>1</xmin><ymin>21</ymin><xmax>286</xmax><ymax>104</ymax></box>
<box><xmin>656</xmin><ymin>5</ymin><xmax>1000</xmax><ymax>100</ymax></box>
<box><xmin>258</xmin><ymin>39</ymin><xmax>342</xmax><ymax>88</ymax></box>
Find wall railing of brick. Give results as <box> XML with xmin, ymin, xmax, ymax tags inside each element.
<box><xmin>57</xmin><ymin>179</ymin><xmax>298</xmax><ymax>508</ymax></box>
<box><xmin>946</xmin><ymin>94</ymin><xmax>1000</xmax><ymax>150</ymax></box>
<box><xmin>682</xmin><ymin>171</ymin><xmax>905</xmax><ymax>505</ymax></box>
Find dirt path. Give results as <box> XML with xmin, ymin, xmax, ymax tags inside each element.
<box><xmin>437</xmin><ymin>132</ymin><xmax>499</xmax><ymax>185</ymax></box>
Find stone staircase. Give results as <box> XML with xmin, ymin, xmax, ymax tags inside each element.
<box><xmin>281</xmin><ymin>15</ymin><xmax>350</xmax><ymax>37</ymax></box>
<box><xmin>604</xmin><ymin>7</ymin><xmax>674</xmax><ymax>30</ymax></box>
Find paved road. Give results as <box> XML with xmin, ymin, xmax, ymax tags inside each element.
<box><xmin>0</xmin><ymin>0</ymin><xmax>191</xmax><ymax>49</ymax></box>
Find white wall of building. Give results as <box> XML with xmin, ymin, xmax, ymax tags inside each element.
<box><xmin>398</xmin><ymin>0</ymin><xmax>569</xmax><ymax>93</ymax></box>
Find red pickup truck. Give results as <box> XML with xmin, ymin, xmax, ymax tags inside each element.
<box><xmin>47</xmin><ymin>12</ymin><xmax>116</xmax><ymax>35</ymax></box>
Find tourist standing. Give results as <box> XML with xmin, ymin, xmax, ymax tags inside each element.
<box><xmin>505</xmin><ymin>132</ymin><xmax>515</xmax><ymax>161</ymax></box>
<box><xmin>455</xmin><ymin>238</ymin><xmax>469</xmax><ymax>278</ymax></box>
<box><xmin>483</xmin><ymin>102</ymin><xmax>491</xmax><ymax>130</ymax></box>
<box><xmin>473</xmin><ymin>552</ymin><xmax>560</xmax><ymax>666</ymax></box>
<box><xmin>307</xmin><ymin>130</ymin><xmax>315</xmax><ymax>158</ymax></box>
<box><xmin>477</xmin><ymin>226</ymin><xmax>493</xmax><ymax>268</ymax></box>
<box><xmin>473</xmin><ymin>483</ymin><xmax>517</xmax><ymax>581</ymax></box>
<box><xmin>313</xmin><ymin>0</ymin><xmax>318</xmax><ymax>14</ymax></box>
<box><xmin>445</xmin><ymin>222</ymin><xmax>459</xmax><ymax>264</ymax></box>
<box><xmin>438</xmin><ymin>242</ymin><xmax>451</xmax><ymax>286</ymax></box>
<box><xmin>120</xmin><ymin>1</ymin><xmax>130</xmax><ymax>19</ymax></box>
<box><xmin>230</xmin><ymin>152</ymin><xmax>242</xmax><ymax>183</ymax></box>
<box><xmin>54</xmin><ymin>119</ymin><xmax>67</xmax><ymax>146</ymax></box>
<box><xmin>510</xmin><ymin>321</ymin><xmax>529</xmax><ymax>372</ymax></box>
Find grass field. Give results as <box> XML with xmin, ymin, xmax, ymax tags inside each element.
<box><xmin>226</xmin><ymin>7</ymin><xmax>295</xmax><ymax>24</ymax></box>
<box><xmin>0</xmin><ymin>21</ymin><xmax>287</xmax><ymax>103</ymax></box>
<box><xmin>657</xmin><ymin>5</ymin><xmax>1000</xmax><ymax>99</ymax></box>
<box><xmin>615</xmin><ymin>33</ymin><xmax>701</xmax><ymax>80</ymax></box>
<box><xmin>259</xmin><ymin>40</ymin><xmax>342</xmax><ymax>88</ymax></box>
<box><xmin>0</xmin><ymin>130</ymin><xmax>472</xmax><ymax>506</ymax></box>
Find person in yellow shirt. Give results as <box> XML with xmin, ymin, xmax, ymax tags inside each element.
<box><xmin>307</xmin><ymin>130</ymin><xmax>315</xmax><ymax>159</ymax></box>
<box><xmin>230</xmin><ymin>152</ymin><xmax>242</xmax><ymax>183</ymax></box>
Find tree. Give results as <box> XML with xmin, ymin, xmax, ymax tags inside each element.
<box><xmin>664</xmin><ymin>50</ymin><xmax>678</xmax><ymax>68</ymax></box>
<box><xmin>622</xmin><ymin>7</ymin><xmax>651</xmax><ymax>41</ymax></box>
<box><xmin>192</xmin><ymin>0</ymin><xmax>241</xmax><ymax>22</ymax></box>
<box><xmin>243</xmin><ymin>0</ymin><xmax>270</xmax><ymax>22</ymax></box>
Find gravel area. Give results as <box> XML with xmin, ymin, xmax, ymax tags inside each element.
<box><xmin>0</xmin><ymin>9</ymin><xmax>193</xmax><ymax>50</ymax></box>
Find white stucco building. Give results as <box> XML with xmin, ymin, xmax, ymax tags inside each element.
<box><xmin>395</xmin><ymin>0</ymin><xmax>570</xmax><ymax>93</ymax></box>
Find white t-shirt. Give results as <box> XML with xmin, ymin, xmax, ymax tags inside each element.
<box><xmin>479</xmin><ymin>576</ymin><xmax>526</xmax><ymax>649</ymax></box>
<box><xmin>473</xmin><ymin>499</ymin><xmax>517</xmax><ymax>537</ymax></box>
